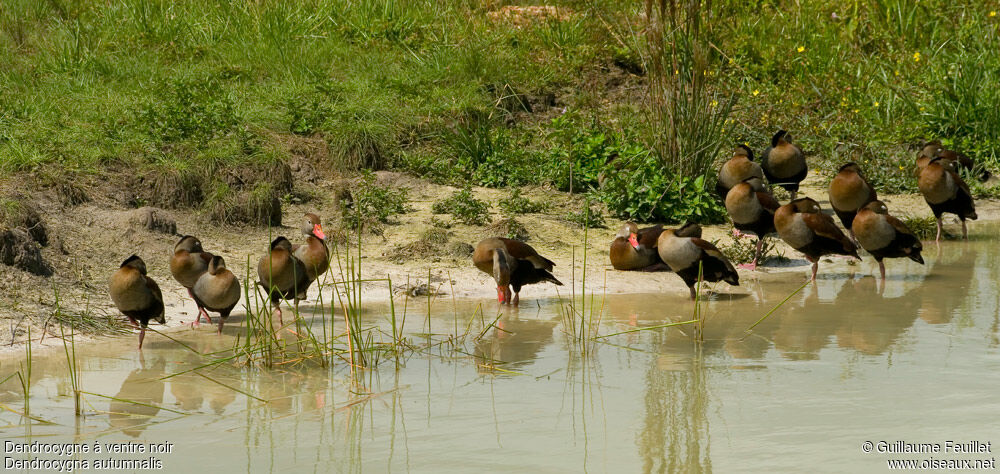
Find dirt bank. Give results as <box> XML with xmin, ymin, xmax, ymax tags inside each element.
<box><xmin>1</xmin><ymin>169</ymin><xmax>997</xmax><ymax>354</ymax></box>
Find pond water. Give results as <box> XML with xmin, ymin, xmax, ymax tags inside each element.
<box><xmin>2</xmin><ymin>231</ymin><xmax>999</xmax><ymax>472</ymax></box>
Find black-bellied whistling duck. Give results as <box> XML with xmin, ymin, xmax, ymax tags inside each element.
<box><xmin>918</xmin><ymin>140</ymin><xmax>991</xmax><ymax>182</ymax></box>
<box><xmin>257</xmin><ymin>236</ymin><xmax>310</xmax><ymax>324</ymax></box>
<box><xmin>725</xmin><ymin>179</ymin><xmax>779</xmax><ymax>270</ymax></box>
<box><xmin>852</xmin><ymin>201</ymin><xmax>924</xmax><ymax>281</ymax></box>
<box><xmin>761</xmin><ymin>130</ymin><xmax>807</xmax><ymax>200</ymax></box>
<box><xmin>918</xmin><ymin>157</ymin><xmax>977</xmax><ymax>242</ymax></box>
<box><xmin>828</xmin><ymin>162</ymin><xmax>877</xmax><ymax>235</ymax></box>
<box><xmin>110</xmin><ymin>255</ymin><xmax>165</xmax><ymax>349</ymax></box>
<box><xmin>656</xmin><ymin>224</ymin><xmax>739</xmax><ymax>300</ymax></box>
<box><xmin>716</xmin><ymin>145</ymin><xmax>764</xmax><ymax>200</ymax></box>
<box><xmin>609</xmin><ymin>222</ymin><xmax>666</xmax><ymax>271</ymax></box>
<box><xmin>473</xmin><ymin>238</ymin><xmax>562</xmax><ymax>305</ymax></box>
<box><xmin>293</xmin><ymin>213</ymin><xmax>329</xmax><ymax>282</ymax></box>
<box><xmin>916</xmin><ymin>141</ymin><xmax>942</xmax><ymax>174</ymax></box>
<box><xmin>774</xmin><ymin>197</ymin><xmax>860</xmax><ymax>281</ymax></box>
<box><xmin>193</xmin><ymin>256</ymin><xmax>241</xmax><ymax>334</ymax></box>
<box><xmin>169</xmin><ymin>235</ymin><xmax>213</xmax><ymax>326</ymax></box>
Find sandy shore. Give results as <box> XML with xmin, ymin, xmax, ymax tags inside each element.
<box><xmin>2</xmin><ymin>170</ymin><xmax>997</xmax><ymax>355</ymax></box>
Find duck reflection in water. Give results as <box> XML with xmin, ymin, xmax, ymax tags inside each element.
<box><xmin>474</xmin><ymin>309</ymin><xmax>557</xmax><ymax>373</ymax></box>
<box><xmin>108</xmin><ymin>357</ymin><xmax>166</xmax><ymax>437</ymax></box>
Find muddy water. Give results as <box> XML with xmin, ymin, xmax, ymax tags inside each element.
<box><xmin>2</xmin><ymin>234</ymin><xmax>1000</xmax><ymax>472</ymax></box>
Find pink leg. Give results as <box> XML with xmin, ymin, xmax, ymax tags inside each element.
<box><xmin>688</xmin><ymin>285</ymin><xmax>697</xmax><ymax>300</ymax></box>
<box><xmin>879</xmin><ymin>261</ymin><xmax>886</xmax><ymax>281</ymax></box>
<box><xmin>138</xmin><ymin>327</ymin><xmax>146</xmax><ymax>350</ymax></box>
<box><xmin>935</xmin><ymin>218</ymin><xmax>943</xmax><ymax>244</ymax></box>
<box><xmin>512</xmin><ymin>292</ymin><xmax>520</xmax><ymax>306</ymax></box>
<box><xmin>810</xmin><ymin>260</ymin><xmax>818</xmax><ymax>281</ymax></box>
<box><xmin>747</xmin><ymin>239</ymin><xmax>766</xmax><ymax>271</ymax></box>
<box><xmin>962</xmin><ymin>220</ymin><xmax>968</xmax><ymax>240</ymax></box>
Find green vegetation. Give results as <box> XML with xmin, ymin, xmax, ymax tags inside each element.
<box><xmin>899</xmin><ymin>214</ymin><xmax>938</xmax><ymax>240</ymax></box>
<box><xmin>718</xmin><ymin>231</ymin><xmax>781</xmax><ymax>266</ymax></box>
<box><xmin>1</xmin><ymin>0</ymin><xmax>998</xmax><ymax>224</ymax></box>
<box><xmin>341</xmin><ymin>171</ymin><xmax>410</xmax><ymax>232</ymax></box>
<box><xmin>432</xmin><ymin>187</ymin><xmax>491</xmax><ymax>226</ymax></box>
<box><xmin>499</xmin><ymin>188</ymin><xmax>549</xmax><ymax>216</ymax></box>
<box><xmin>566</xmin><ymin>204</ymin><xmax>607</xmax><ymax>229</ymax></box>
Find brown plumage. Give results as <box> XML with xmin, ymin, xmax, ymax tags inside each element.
<box><xmin>716</xmin><ymin>145</ymin><xmax>764</xmax><ymax>200</ymax></box>
<box><xmin>257</xmin><ymin>236</ymin><xmax>310</xmax><ymax>325</ymax></box>
<box><xmin>292</xmin><ymin>213</ymin><xmax>329</xmax><ymax>282</ymax></box>
<box><xmin>852</xmin><ymin>201</ymin><xmax>924</xmax><ymax>281</ymax></box>
<box><xmin>918</xmin><ymin>157</ymin><xmax>977</xmax><ymax>242</ymax></box>
<box><xmin>656</xmin><ymin>226</ymin><xmax>739</xmax><ymax>300</ymax></box>
<box><xmin>761</xmin><ymin>130</ymin><xmax>808</xmax><ymax>200</ymax></box>
<box><xmin>917</xmin><ymin>140</ymin><xmax>990</xmax><ymax>182</ymax></box>
<box><xmin>725</xmin><ymin>180</ymin><xmax>780</xmax><ymax>269</ymax></box>
<box><xmin>828</xmin><ymin>162</ymin><xmax>877</xmax><ymax>232</ymax></box>
<box><xmin>169</xmin><ymin>235</ymin><xmax>214</xmax><ymax>325</ymax></box>
<box><xmin>774</xmin><ymin>197</ymin><xmax>860</xmax><ymax>281</ymax></box>
<box><xmin>109</xmin><ymin>255</ymin><xmax>165</xmax><ymax>349</ymax></box>
<box><xmin>473</xmin><ymin>237</ymin><xmax>562</xmax><ymax>305</ymax></box>
<box><xmin>193</xmin><ymin>256</ymin><xmax>241</xmax><ymax>334</ymax></box>
<box><xmin>609</xmin><ymin>222</ymin><xmax>667</xmax><ymax>271</ymax></box>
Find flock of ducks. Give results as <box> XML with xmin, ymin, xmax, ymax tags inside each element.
<box><xmin>109</xmin><ymin>131</ymin><xmax>984</xmax><ymax>348</ymax></box>
<box><xmin>110</xmin><ymin>214</ymin><xmax>331</xmax><ymax>348</ymax></box>
<box><xmin>476</xmin><ymin>131</ymin><xmax>983</xmax><ymax>306</ymax></box>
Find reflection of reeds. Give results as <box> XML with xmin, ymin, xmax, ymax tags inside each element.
<box><xmin>742</xmin><ymin>279</ymin><xmax>810</xmax><ymax>338</ymax></box>
<box><xmin>638</xmin><ymin>336</ymin><xmax>712</xmax><ymax>473</ymax></box>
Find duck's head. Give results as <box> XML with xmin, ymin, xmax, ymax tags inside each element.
<box><xmin>301</xmin><ymin>213</ymin><xmax>325</xmax><ymax>241</ymax></box>
<box><xmin>174</xmin><ymin>235</ymin><xmax>203</xmax><ymax>253</ymax></box>
<box><xmin>208</xmin><ymin>255</ymin><xmax>228</xmax><ymax>275</ymax></box>
<box><xmin>120</xmin><ymin>255</ymin><xmax>147</xmax><ymax>275</ymax></box>
<box><xmin>861</xmin><ymin>200</ymin><xmax>889</xmax><ymax>215</ymax></box>
<box><xmin>734</xmin><ymin>144</ymin><xmax>755</xmax><ymax>161</ymax></box>
<box><xmin>270</xmin><ymin>236</ymin><xmax>292</xmax><ymax>252</ymax></box>
<box><xmin>789</xmin><ymin>197</ymin><xmax>821</xmax><ymax>214</ymax></box>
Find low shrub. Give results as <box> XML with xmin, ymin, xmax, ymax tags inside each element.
<box><xmin>898</xmin><ymin>214</ymin><xmax>937</xmax><ymax>240</ymax></box>
<box><xmin>341</xmin><ymin>170</ymin><xmax>410</xmax><ymax>231</ymax></box>
<box><xmin>717</xmin><ymin>229</ymin><xmax>780</xmax><ymax>265</ymax></box>
<box><xmin>498</xmin><ymin>188</ymin><xmax>548</xmax><ymax>215</ymax></box>
<box><xmin>565</xmin><ymin>204</ymin><xmax>606</xmax><ymax>229</ymax></box>
<box><xmin>433</xmin><ymin>187</ymin><xmax>491</xmax><ymax>225</ymax></box>
<box><xmin>598</xmin><ymin>152</ymin><xmax>726</xmax><ymax>224</ymax></box>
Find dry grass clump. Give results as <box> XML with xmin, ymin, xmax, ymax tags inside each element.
<box><xmin>206</xmin><ymin>183</ymin><xmax>282</xmax><ymax>227</ymax></box>
<box><xmin>482</xmin><ymin>217</ymin><xmax>530</xmax><ymax>241</ymax></box>
<box><xmin>385</xmin><ymin>227</ymin><xmax>473</xmax><ymax>263</ymax></box>
<box><xmin>128</xmin><ymin>207</ymin><xmax>177</xmax><ymax>235</ymax></box>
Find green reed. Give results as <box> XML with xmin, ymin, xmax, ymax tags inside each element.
<box><xmin>59</xmin><ymin>324</ymin><xmax>81</xmax><ymax>415</ymax></box>
<box><xmin>18</xmin><ymin>327</ymin><xmax>31</xmax><ymax>417</ymax></box>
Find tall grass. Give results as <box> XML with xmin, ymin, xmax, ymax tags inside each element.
<box><xmin>644</xmin><ymin>0</ymin><xmax>735</xmax><ymax>179</ymax></box>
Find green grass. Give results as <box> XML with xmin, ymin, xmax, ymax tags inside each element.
<box><xmin>2</xmin><ymin>0</ymin><xmax>999</xmax><ymax>222</ymax></box>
